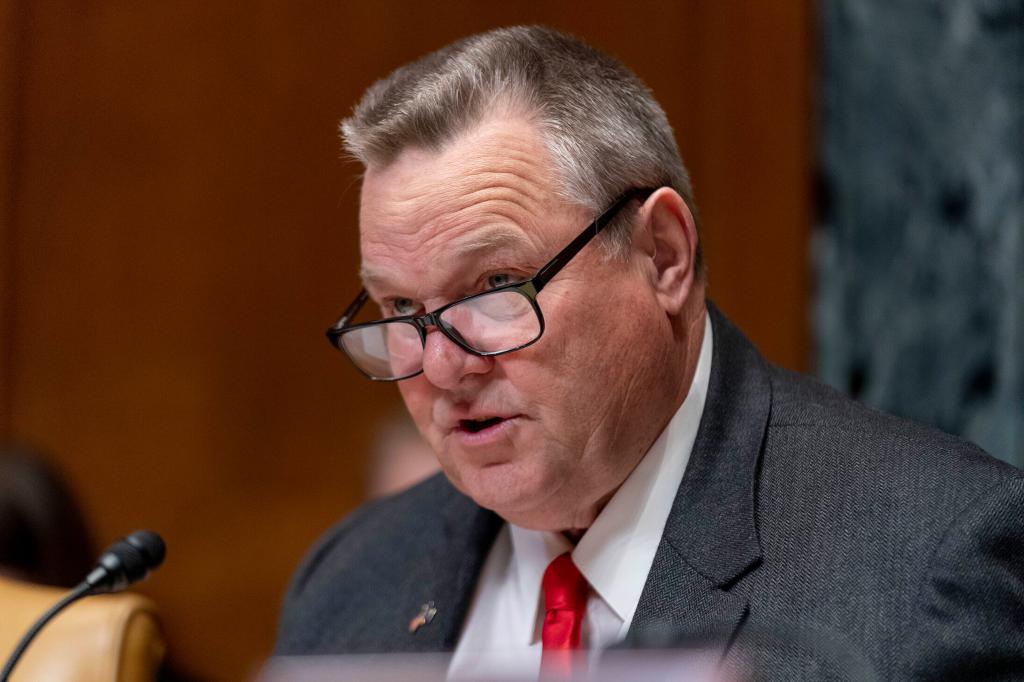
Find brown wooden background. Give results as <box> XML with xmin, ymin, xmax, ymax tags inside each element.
<box><xmin>0</xmin><ymin>2</ymin><xmax>812</xmax><ymax>679</ymax></box>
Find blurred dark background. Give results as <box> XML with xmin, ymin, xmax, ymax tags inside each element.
<box><xmin>0</xmin><ymin>1</ymin><xmax>1018</xmax><ymax>680</ymax></box>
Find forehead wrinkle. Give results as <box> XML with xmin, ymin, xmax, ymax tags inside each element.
<box><xmin>414</xmin><ymin>195</ymin><xmax>547</xmax><ymax>263</ymax></box>
<box><xmin>360</xmin><ymin>172</ymin><xmax>545</xmax><ymax>247</ymax></box>
<box><xmin>398</xmin><ymin>162</ymin><xmax>551</xmax><ymax>226</ymax></box>
<box><xmin>387</xmin><ymin>165</ymin><xmax>553</xmax><ymax>257</ymax></box>
<box><xmin>360</xmin><ymin>115</ymin><xmax>559</xmax><ymax>236</ymax></box>
<box><xmin>389</xmin><ymin>128</ymin><xmax>552</xmax><ymax>207</ymax></box>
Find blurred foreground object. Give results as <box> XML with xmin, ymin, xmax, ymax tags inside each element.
<box><xmin>0</xmin><ymin>446</ymin><xmax>94</xmax><ymax>586</ymax></box>
<box><xmin>0</xmin><ymin>575</ymin><xmax>166</xmax><ymax>682</ymax></box>
<box><xmin>261</xmin><ymin>650</ymin><xmax>728</xmax><ymax>682</ymax></box>
<box><xmin>262</xmin><ymin>630</ymin><xmax>877</xmax><ymax>682</ymax></box>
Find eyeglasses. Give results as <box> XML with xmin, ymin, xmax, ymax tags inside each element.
<box><xmin>327</xmin><ymin>187</ymin><xmax>655</xmax><ymax>381</ymax></box>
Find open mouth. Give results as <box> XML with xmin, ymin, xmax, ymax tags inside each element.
<box><xmin>459</xmin><ymin>417</ymin><xmax>506</xmax><ymax>434</ymax></box>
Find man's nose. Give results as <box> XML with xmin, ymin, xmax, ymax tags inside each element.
<box><xmin>420</xmin><ymin>328</ymin><xmax>493</xmax><ymax>389</ymax></box>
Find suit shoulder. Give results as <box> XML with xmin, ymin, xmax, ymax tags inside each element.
<box><xmin>766</xmin><ymin>363</ymin><xmax>925</xmax><ymax>433</ymax></box>
<box><xmin>284</xmin><ymin>473</ymin><xmax>459</xmax><ymax>599</ymax></box>
<box><xmin>764</xmin><ymin>364</ymin><xmax>1022</xmax><ymax>488</ymax></box>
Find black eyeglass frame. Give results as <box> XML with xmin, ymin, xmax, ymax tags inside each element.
<box><xmin>326</xmin><ymin>187</ymin><xmax>656</xmax><ymax>381</ymax></box>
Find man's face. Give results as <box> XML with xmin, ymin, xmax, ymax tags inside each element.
<box><xmin>358</xmin><ymin>115</ymin><xmax>673</xmax><ymax>531</ymax></box>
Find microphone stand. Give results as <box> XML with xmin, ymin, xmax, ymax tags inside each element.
<box><xmin>0</xmin><ymin>581</ymin><xmax>92</xmax><ymax>682</ymax></box>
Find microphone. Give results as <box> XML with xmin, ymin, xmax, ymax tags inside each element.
<box><xmin>85</xmin><ymin>530</ymin><xmax>166</xmax><ymax>593</ymax></box>
<box><xmin>0</xmin><ymin>530</ymin><xmax>166</xmax><ymax>682</ymax></box>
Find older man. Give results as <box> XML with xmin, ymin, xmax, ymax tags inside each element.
<box><xmin>275</xmin><ymin>26</ymin><xmax>1024</xmax><ymax>680</ymax></box>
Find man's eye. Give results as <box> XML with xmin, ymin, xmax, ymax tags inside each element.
<box><xmin>392</xmin><ymin>298</ymin><xmax>418</xmax><ymax>316</ymax></box>
<box><xmin>487</xmin><ymin>273</ymin><xmax>513</xmax><ymax>289</ymax></box>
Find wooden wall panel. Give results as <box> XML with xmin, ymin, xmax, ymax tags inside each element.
<box><xmin>3</xmin><ymin>2</ymin><xmax>811</xmax><ymax>679</ymax></box>
<box><xmin>687</xmin><ymin>2</ymin><xmax>814</xmax><ymax>372</ymax></box>
<box><xmin>0</xmin><ymin>0</ymin><xmax>22</xmax><ymax>435</ymax></box>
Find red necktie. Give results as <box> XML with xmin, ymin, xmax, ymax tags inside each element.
<box><xmin>541</xmin><ymin>552</ymin><xmax>589</xmax><ymax>677</ymax></box>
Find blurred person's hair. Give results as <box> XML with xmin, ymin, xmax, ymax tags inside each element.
<box><xmin>0</xmin><ymin>445</ymin><xmax>94</xmax><ymax>587</ymax></box>
<box><xmin>341</xmin><ymin>25</ymin><xmax>702</xmax><ymax>270</ymax></box>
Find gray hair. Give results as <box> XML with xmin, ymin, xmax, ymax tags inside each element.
<box><xmin>341</xmin><ymin>25</ymin><xmax>701</xmax><ymax>268</ymax></box>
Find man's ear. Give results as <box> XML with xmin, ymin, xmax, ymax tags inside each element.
<box><xmin>635</xmin><ymin>188</ymin><xmax>699</xmax><ymax>315</ymax></box>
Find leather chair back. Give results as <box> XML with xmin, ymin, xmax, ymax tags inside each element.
<box><xmin>0</xmin><ymin>576</ymin><xmax>165</xmax><ymax>681</ymax></box>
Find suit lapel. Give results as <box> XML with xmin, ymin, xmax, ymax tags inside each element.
<box><xmin>631</xmin><ymin>303</ymin><xmax>768</xmax><ymax>644</ymax></box>
<box><xmin>393</xmin><ymin>487</ymin><xmax>503</xmax><ymax>652</ymax></box>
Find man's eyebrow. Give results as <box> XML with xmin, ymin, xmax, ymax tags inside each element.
<box><xmin>358</xmin><ymin>265</ymin><xmax>392</xmax><ymax>290</ymax></box>
<box><xmin>448</xmin><ymin>225</ymin><xmax>533</xmax><ymax>260</ymax></box>
<box><xmin>359</xmin><ymin>226</ymin><xmax>534</xmax><ymax>290</ymax></box>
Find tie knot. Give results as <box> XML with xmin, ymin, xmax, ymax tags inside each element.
<box><xmin>542</xmin><ymin>553</ymin><xmax>588</xmax><ymax>611</ymax></box>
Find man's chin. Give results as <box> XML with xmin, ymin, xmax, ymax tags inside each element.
<box><xmin>446</xmin><ymin>462</ymin><xmax>572</xmax><ymax>528</ymax></box>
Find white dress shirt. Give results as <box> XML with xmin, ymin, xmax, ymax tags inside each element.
<box><xmin>448</xmin><ymin>315</ymin><xmax>713</xmax><ymax>681</ymax></box>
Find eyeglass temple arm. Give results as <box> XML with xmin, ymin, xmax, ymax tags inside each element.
<box><xmin>334</xmin><ymin>289</ymin><xmax>369</xmax><ymax>330</ymax></box>
<box><xmin>531</xmin><ymin>188</ymin><xmax>655</xmax><ymax>291</ymax></box>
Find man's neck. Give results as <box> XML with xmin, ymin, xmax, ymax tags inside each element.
<box><xmin>562</xmin><ymin>529</ymin><xmax>585</xmax><ymax>544</ymax></box>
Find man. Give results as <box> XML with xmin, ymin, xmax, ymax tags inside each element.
<box><xmin>275</xmin><ymin>26</ymin><xmax>1024</xmax><ymax>680</ymax></box>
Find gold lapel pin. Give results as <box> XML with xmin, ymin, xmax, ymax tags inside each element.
<box><xmin>408</xmin><ymin>601</ymin><xmax>437</xmax><ymax>634</ymax></box>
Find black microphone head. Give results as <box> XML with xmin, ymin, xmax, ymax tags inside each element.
<box><xmin>125</xmin><ymin>530</ymin><xmax>166</xmax><ymax>569</ymax></box>
<box><xmin>85</xmin><ymin>529</ymin><xmax>166</xmax><ymax>593</ymax></box>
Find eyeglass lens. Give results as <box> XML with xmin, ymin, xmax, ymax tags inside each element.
<box><xmin>340</xmin><ymin>288</ymin><xmax>541</xmax><ymax>379</ymax></box>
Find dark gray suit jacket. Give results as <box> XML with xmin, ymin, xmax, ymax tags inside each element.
<box><xmin>276</xmin><ymin>305</ymin><xmax>1024</xmax><ymax>680</ymax></box>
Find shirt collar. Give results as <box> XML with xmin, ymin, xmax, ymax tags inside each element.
<box><xmin>509</xmin><ymin>313</ymin><xmax>714</xmax><ymax>638</ymax></box>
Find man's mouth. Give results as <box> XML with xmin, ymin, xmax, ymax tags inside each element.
<box><xmin>459</xmin><ymin>416</ymin><xmax>507</xmax><ymax>434</ymax></box>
